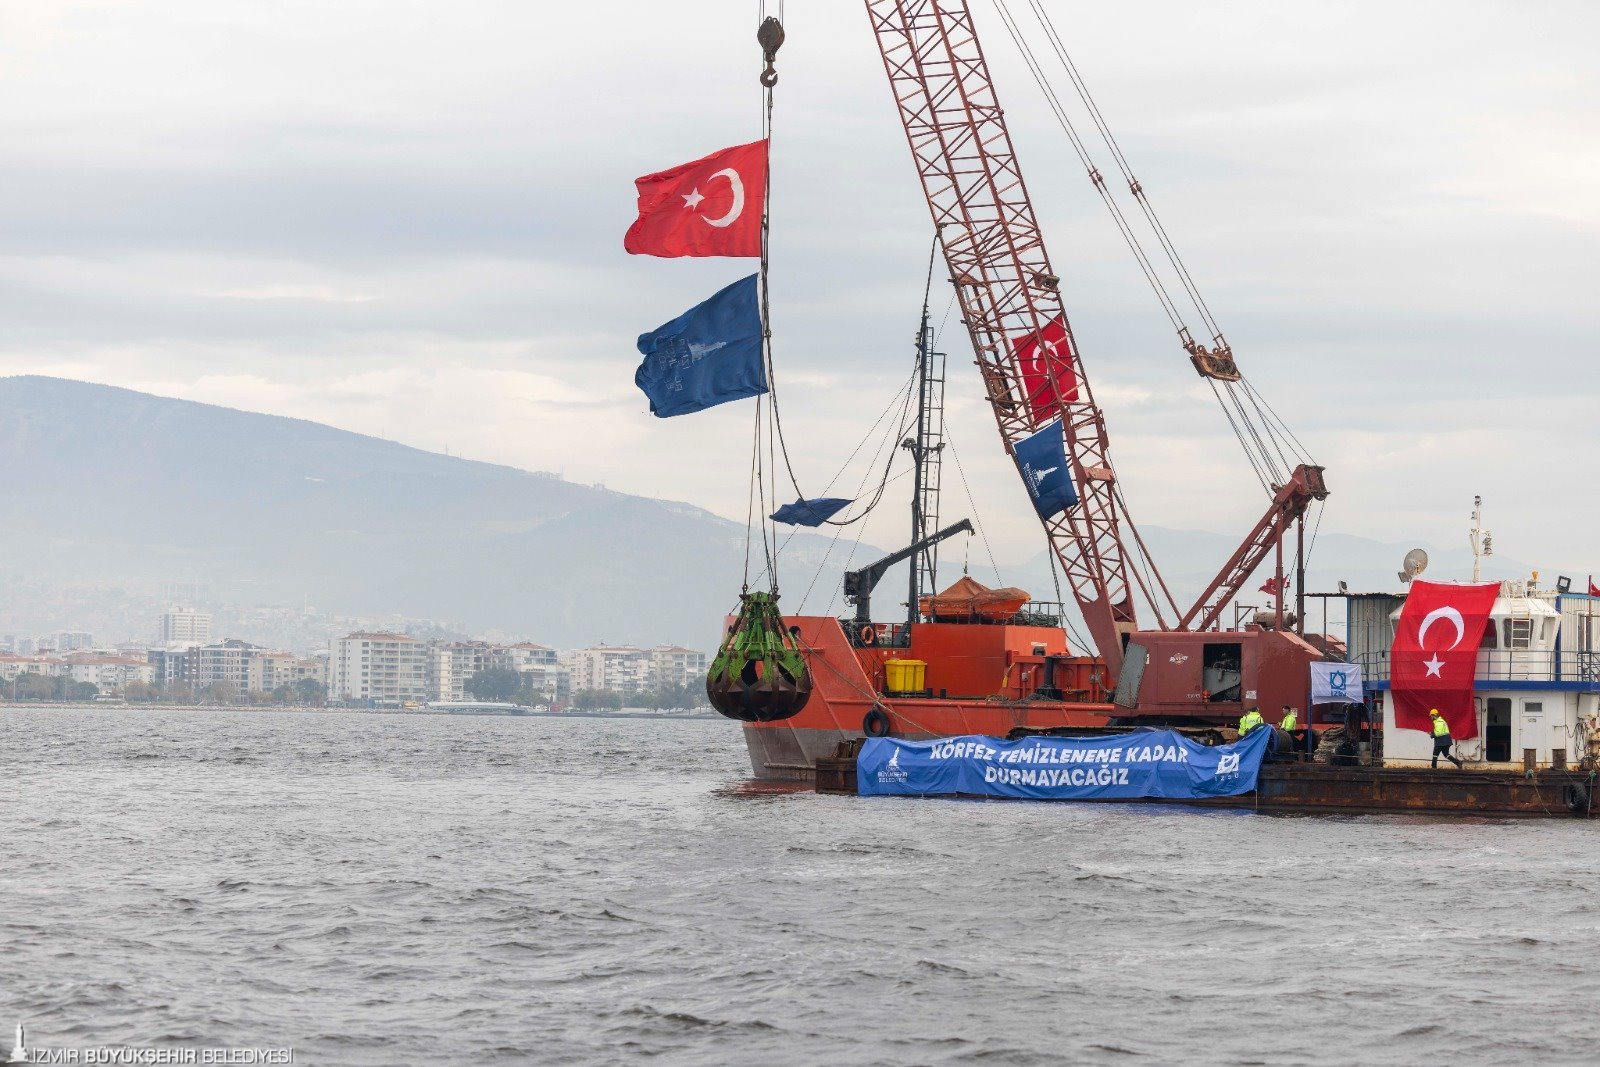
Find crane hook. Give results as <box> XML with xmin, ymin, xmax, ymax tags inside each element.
<box><xmin>758</xmin><ymin>16</ymin><xmax>785</xmax><ymax>87</ymax></box>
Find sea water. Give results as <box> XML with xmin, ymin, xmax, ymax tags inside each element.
<box><xmin>3</xmin><ymin>707</ymin><xmax>1596</xmax><ymax>1064</ymax></box>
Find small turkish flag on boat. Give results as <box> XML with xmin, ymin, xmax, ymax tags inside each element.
<box><xmin>1011</xmin><ymin>316</ymin><xmax>1079</xmax><ymax>427</ymax></box>
<box><xmin>1590</xmin><ymin>575</ymin><xmax>1600</xmax><ymax>597</ymax></box>
<box><xmin>1391</xmin><ymin>580</ymin><xmax>1500</xmax><ymax>740</ymax></box>
<box><xmin>1259</xmin><ymin>575</ymin><xmax>1288</xmax><ymax>596</ymax></box>
<box><xmin>624</xmin><ymin>140</ymin><xmax>767</xmax><ymax>258</ymax></box>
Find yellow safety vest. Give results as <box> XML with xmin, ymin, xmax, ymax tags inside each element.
<box><xmin>1432</xmin><ymin>716</ymin><xmax>1450</xmax><ymax>738</ymax></box>
<box><xmin>1239</xmin><ymin>710</ymin><xmax>1264</xmax><ymax>735</ymax></box>
<box><xmin>1280</xmin><ymin>710</ymin><xmax>1298</xmax><ymax>731</ymax></box>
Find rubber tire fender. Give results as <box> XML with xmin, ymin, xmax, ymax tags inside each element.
<box><xmin>863</xmin><ymin>706</ymin><xmax>892</xmax><ymax>738</ymax></box>
<box><xmin>1563</xmin><ymin>781</ymin><xmax>1589</xmax><ymax>815</ymax></box>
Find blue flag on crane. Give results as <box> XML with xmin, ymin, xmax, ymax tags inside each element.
<box><xmin>771</xmin><ymin>497</ymin><xmax>853</xmax><ymax>527</ymax></box>
<box><xmin>635</xmin><ymin>274</ymin><xmax>768</xmax><ymax>418</ymax></box>
<box><xmin>1012</xmin><ymin>418</ymin><xmax>1078</xmax><ymax>518</ymax></box>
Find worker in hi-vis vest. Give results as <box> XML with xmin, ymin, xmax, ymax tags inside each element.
<box><xmin>1430</xmin><ymin>708</ymin><xmax>1463</xmax><ymax>769</ymax></box>
<box><xmin>1279</xmin><ymin>705</ymin><xmax>1299</xmax><ymax>731</ymax></box>
<box><xmin>1238</xmin><ymin>708</ymin><xmax>1264</xmax><ymax>736</ymax></box>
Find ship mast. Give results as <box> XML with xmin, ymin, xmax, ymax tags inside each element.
<box><xmin>904</xmin><ymin>267</ymin><xmax>947</xmax><ymax>626</ymax></box>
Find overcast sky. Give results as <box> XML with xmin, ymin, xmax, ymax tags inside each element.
<box><xmin>3</xmin><ymin>0</ymin><xmax>1597</xmax><ymax>580</ymax></box>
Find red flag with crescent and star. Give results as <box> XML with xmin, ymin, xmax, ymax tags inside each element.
<box><xmin>624</xmin><ymin>140</ymin><xmax>767</xmax><ymax>258</ymax></box>
<box><xmin>1391</xmin><ymin>579</ymin><xmax>1500</xmax><ymax>739</ymax></box>
<box><xmin>1590</xmin><ymin>575</ymin><xmax>1600</xmax><ymax>597</ymax></box>
<box><xmin>1011</xmin><ymin>316</ymin><xmax>1079</xmax><ymax>427</ymax></box>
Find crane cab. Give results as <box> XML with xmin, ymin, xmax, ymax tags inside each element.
<box><xmin>1111</xmin><ymin>628</ymin><xmax>1321</xmax><ymax>728</ymax></box>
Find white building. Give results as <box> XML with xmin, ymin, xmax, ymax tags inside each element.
<box><xmin>329</xmin><ymin>632</ymin><xmax>428</xmax><ymax>705</ymax></box>
<box><xmin>651</xmin><ymin>646</ymin><xmax>707</xmax><ymax>689</ymax></box>
<box><xmin>491</xmin><ymin>643</ymin><xmax>559</xmax><ymax>672</ymax></box>
<box><xmin>247</xmin><ymin>650</ymin><xmax>328</xmax><ymax>693</ymax></box>
<box><xmin>564</xmin><ymin>646</ymin><xmax>656</xmax><ymax>694</ymax></box>
<box><xmin>58</xmin><ymin>654</ymin><xmax>155</xmax><ymax>695</ymax></box>
<box><xmin>160</xmin><ymin>608</ymin><xmax>212</xmax><ymax>645</ymax></box>
<box><xmin>428</xmin><ymin>641</ymin><xmax>492</xmax><ymax>702</ymax></box>
<box><xmin>488</xmin><ymin>643</ymin><xmax>566</xmax><ymax>702</ymax></box>
<box><xmin>0</xmin><ymin>654</ymin><xmax>57</xmax><ymax>681</ymax></box>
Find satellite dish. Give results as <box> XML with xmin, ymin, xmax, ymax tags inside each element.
<box><xmin>1398</xmin><ymin>548</ymin><xmax>1429</xmax><ymax>584</ymax></box>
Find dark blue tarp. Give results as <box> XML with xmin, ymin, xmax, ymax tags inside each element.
<box><xmin>770</xmin><ymin>497</ymin><xmax>852</xmax><ymax>526</ymax></box>
<box><xmin>635</xmin><ymin>274</ymin><xmax>767</xmax><ymax>418</ymax></box>
<box><xmin>1012</xmin><ymin>418</ymin><xmax>1078</xmax><ymax>518</ymax></box>
<box><xmin>857</xmin><ymin>727</ymin><xmax>1270</xmax><ymax>801</ymax></box>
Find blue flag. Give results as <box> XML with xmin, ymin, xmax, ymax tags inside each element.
<box><xmin>857</xmin><ymin>727</ymin><xmax>1271</xmax><ymax>801</ymax></box>
<box><xmin>1012</xmin><ymin>418</ymin><xmax>1078</xmax><ymax>518</ymax></box>
<box><xmin>771</xmin><ymin>497</ymin><xmax>852</xmax><ymax>527</ymax></box>
<box><xmin>635</xmin><ymin>274</ymin><xmax>768</xmax><ymax>418</ymax></box>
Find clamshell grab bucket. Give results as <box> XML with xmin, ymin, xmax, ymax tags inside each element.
<box><xmin>706</xmin><ymin>591</ymin><xmax>812</xmax><ymax>722</ymax></box>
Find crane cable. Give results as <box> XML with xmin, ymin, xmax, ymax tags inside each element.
<box><xmin>988</xmin><ymin>0</ymin><xmax>1317</xmax><ymax>497</ymax></box>
<box><xmin>755</xmin><ymin>4</ymin><xmax>905</xmax><ymax>539</ymax></box>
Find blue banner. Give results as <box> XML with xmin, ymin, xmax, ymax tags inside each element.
<box><xmin>771</xmin><ymin>497</ymin><xmax>852</xmax><ymax>527</ymax></box>
<box><xmin>857</xmin><ymin>727</ymin><xmax>1271</xmax><ymax>801</ymax></box>
<box><xmin>635</xmin><ymin>274</ymin><xmax>768</xmax><ymax>418</ymax></box>
<box><xmin>1012</xmin><ymin>418</ymin><xmax>1078</xmax><ymax>518</ymax></box>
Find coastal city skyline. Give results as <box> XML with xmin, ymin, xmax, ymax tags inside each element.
<box><xmin>0</xmin><ymin>607</ymin><xmax>708</xmax><ymax>708</ymax></box>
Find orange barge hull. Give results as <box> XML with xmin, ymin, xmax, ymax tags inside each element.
<box><xmin>741</xmin><ymin>614</ymin><xmax>1112</xmax><ymax>781</ymax></box>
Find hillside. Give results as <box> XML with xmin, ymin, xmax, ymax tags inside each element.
<box><xmin>0</xmin><ymin>376</ymin><xmax>860</xmax><ymax>648</ymax></box>
<box><xmin>0</xmin><ymin>376</ymin><xmax>1572</xmax><ymax>651</ymax></box>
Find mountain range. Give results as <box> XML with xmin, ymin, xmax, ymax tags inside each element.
<box><xmin>0</xmin><ymin>376</ymin><xmax>1568</xmax><ymax>651</ymax></box>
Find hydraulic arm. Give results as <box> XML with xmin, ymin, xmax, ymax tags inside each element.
<box><xmin>845</xmin><ymin>519</ymin><xmax>974</xmax><ymax>624</ymax></box>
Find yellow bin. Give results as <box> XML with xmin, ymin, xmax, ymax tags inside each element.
<box><xmin>884</xmin><ymin>659</ymin><xmax>927</xmax><ymax>694</ymax></box>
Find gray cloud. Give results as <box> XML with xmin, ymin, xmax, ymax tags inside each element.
<box><xmin>0</xmin><ymin>0</ymin><xmax>1596</xmax><ymax>581</ymax></box>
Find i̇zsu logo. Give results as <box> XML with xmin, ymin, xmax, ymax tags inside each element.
<box><xmin>1217</xmin><ymin>752</ymin><xmax>1242</xmax><ymax>777</ymax></box>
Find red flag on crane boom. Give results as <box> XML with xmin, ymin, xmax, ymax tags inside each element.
<box><xmin>624</xmin><ymin>140</ymin><xmax>768</xmax><ymax>258</ymax></box>
<box><xmin>1390</xmin><ymin>580</ymin><xmax>1500</xmax><ymax>740</ymax></box>
<box><xmin>1011</xmin><ymin>317</ymin><xmax>1079</xmax><ymax>427</ymax></box>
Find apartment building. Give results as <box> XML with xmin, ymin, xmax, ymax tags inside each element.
<box><xmin>58</xmin><ymin>654</ymin><xmax>156</xmax><ymax>694</ymax></box>
<box><xmin>188</xmin><ymin>639</ymin><xmax>261</xmax><ymax>692</ymax></box>
<box><xmin>247</xmin><ymin>650</ymin><xmax>328</xmax><ymax>693</ymax></box>
<box><xmin>159</xmin><ymin>608</ymin><xmax>212</xmax><ymax>645</ymax></box>
<box><xmin>651</xmin><ymin>646</ymin><xmax>707</xmax><ymax>689</ymax></box>
<box><xmin>329</xmin><ymin>632</ymin><xmax>428</xmax><ymax>704</ymax></box>
<box><xmin>563</xmin><ymin>645</ymin><xmax>656</xmax><ymax>694</ymax></box>
<box><xmin>428</xmin><ymin>641</ymin><xmax>492</xmax><ymax>702</ymax></box>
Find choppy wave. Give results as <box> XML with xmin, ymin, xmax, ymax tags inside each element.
<box><xmin>1</xmin><ymin>706</ymin><xmax>1597</xmax><ymax>1065</ymax></box>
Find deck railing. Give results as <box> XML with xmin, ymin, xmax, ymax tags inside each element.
<box><xmin>1354</xmin><ymin>649</ymin><xmax>1600</xmax><ymax>685</ymax></box>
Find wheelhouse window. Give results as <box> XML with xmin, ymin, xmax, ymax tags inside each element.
<box><xmin>1504</xmin><ymin>618</ymin><xmax>1533</xmax><ymax>650</ymax></box>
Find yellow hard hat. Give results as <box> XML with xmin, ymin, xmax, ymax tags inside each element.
<box><xmin>1429</xmin><ymin>708</ymin><xmax>1442</xmax><ymax>716</ymax></box>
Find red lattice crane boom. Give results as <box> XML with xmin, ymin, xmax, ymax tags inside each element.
<box><xmin>866</xmin><ymin>0</ymin><xmax>1139</xmax><ymax>677</ymax></box>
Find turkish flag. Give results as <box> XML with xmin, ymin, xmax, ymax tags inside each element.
<box><xmin>1011</xmin><ymin>316</ymin><xmax>1079</xmax><ymax>427</ymax></box>
<box><xmin>1391</xmin><ymin>579</ymin><xmax>1499</xmax><ymax>740</ymax></box>
<box><xmin>624</xmin><ymin>140</ymin><xmax>767</xmax><ymax>258</ymax></box>
<box><xmin>1260</xmin><ymin>576</ymin><xmax>1288</xmax><ymax>596</ymax></box>
<box><xmin>1590</xmin><ymin>576</ymin><xmax>1599</xmax><ymax>597</ymax></box>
